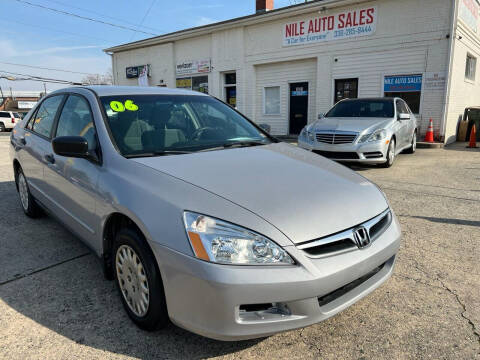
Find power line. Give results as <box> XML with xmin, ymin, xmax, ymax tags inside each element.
<box><xmin>0</xmin><ymin>17</ymin><xmax>115</xmax><ymax>43</ymax></box>
<box><xmin>11</xmin><ymin>0</ymin><xmax>159</xmax><ymax>36</ymax></box>
<box><xmin>130</xmin><ymin>0</ymin><xmax>157</xmax><ymax>41</ymax></box>
<box><xmin>0</xmin><ymin>70</ymin><xmax>82</xmax><ymax>85</ymax></box>
<box><xmin>0</xmin><ymin>61</ymin><xmax>100</xmax><ymax>76</ymax></box>
<box><xmin>42</xmin><ymin>0</ymin><xmax>164</xmax><ymax>33</ymax></box>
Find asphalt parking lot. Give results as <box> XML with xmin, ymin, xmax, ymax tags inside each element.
<box><xmin>0</xmin><ymin>132</ymin><xmax>479</xmax><ymax>360</ymax></box>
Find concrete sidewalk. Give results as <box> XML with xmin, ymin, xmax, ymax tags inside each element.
<box><xmin>0</xmin><ymin>137</ymin><xmax>479</xmax><ymax>359</ymax></box>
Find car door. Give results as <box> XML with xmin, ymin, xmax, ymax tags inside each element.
<box><xmin>43</xmin><ymin>94</ymin><xmax>102</xmax><ymax>251</ymax></box>
<box><xmin>395</xmin><ymin>99</ymin><xmax>410</xmax><ymax>148</ymax></box>
<box><xmin>19</xmin><ymin>95</ymin><xmax>65</xmax><ymax>204</ymax></box>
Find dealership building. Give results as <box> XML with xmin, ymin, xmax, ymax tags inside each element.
<box><xmin>105</xmin><ymin>0</ymin><xmax>480</xmax><ymax>143</ymax></box>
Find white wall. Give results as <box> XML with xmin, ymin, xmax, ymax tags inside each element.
<box><xmin>444</xmin><ymin>0</ymin><xmax>480</xmax><ymax>143</ymax></box>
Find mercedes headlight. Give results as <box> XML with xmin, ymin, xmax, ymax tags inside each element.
<box><xmin>367</xmin><ymin>129</ymin><xmax>387</xmax><ymax>142</ymax></box>
<box><xmin>183</xmin><ymin>212</ymin><xmax>294</xmax><ymax>265</ymax></box>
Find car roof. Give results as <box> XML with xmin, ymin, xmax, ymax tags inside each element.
<box><xmin>339</xmin><ymin>97</ymin><xmax>396</xmax><ymax>102</ymax></box>
<box><xmin>50</xmin><ymin>85</ymin><xmax>209</xmax><ymax>97</ymax></box>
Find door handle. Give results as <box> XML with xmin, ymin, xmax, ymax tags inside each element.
<box><xmin>44</xmin><ymin>154</ymin><xmax>55</xmax><ymax>164</ymax></box>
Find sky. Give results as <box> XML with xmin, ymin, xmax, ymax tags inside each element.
<box><xmin>0</xmin><ymin>0</ymin><xmax>299</xmax><ymax>92</ymax></box>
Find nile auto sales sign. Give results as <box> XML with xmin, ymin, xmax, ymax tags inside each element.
<box><xmin>283</xmin><ymin>6</ymin><xmax>377</xmax><ymax>46</ymax></box>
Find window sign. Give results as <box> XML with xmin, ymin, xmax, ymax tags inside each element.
<box><xmin>292</xmin><ymin>87</ymin><xmax>308</xmax><ymax>96</ymax></box>
<box><xmin>384</xmin><ymin>75</ymin><xmax>422</xmax><ymax>92</ymax></box>
<box><xmin>264</xmin><ymin>87</ymin><xmax>280</xmax><ymax>115</ymax></box>
<box><xmin>283</xmin><ymin>6</ymin><xmax>377</xmax><ymax>46</ymax></box>
<box><xmin>384</xmin><ymin>75</ymin><xmax>422</xmax><ymax>114</ymax></box>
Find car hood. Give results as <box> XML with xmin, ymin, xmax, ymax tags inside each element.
<box><xmin>133</xmin><ymin>143</ymin><xmax>388</xmax><ymax>244</ymax></box>
<box><xmin>311</xmin><ymin>117</ymin><xmax>393</xmax><ymax>134</ymax></box>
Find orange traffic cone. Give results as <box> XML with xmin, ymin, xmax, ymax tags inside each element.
<box><xmin>424</xmin><ymin>118</ymin><xmax>434</xmax><ymax>143</ymax></box>
<box><xmin>467</xmin><ymin>124</ymin><xmax>477</xmax><ymax>148</ymax></box>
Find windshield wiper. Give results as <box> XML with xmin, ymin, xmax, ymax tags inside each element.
<box><xmin>199</xmin><ymin>141</ymin><xmax>268</xmax><ymax>153</ymax></box>
<box><xmin>125</xmin><ymin>150</ymin><xmax>192</xmax><ymax>159</ymax></box>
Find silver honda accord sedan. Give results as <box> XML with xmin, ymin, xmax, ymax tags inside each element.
<box><xmin>10</xmin><ymin>86</ymin><xmax>401</xmax><ymax>341</ymax></box>
<box><xmin>298</xmin><ymin>98</ymin><xmax>417</xmax><ymax>167</ymax></box>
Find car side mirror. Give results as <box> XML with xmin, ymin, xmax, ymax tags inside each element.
<box><xmin>398</xmin><ymin>113</ymin><xmax>411</xmax><ymax>121</ymax></box>
<box><xmin>318</xmin><ymin>113</ymin><xmax>325</xmax><ymax>120</ymax></box>
<box><xmin>52</xmin><ymin>136</ymin><xmax>90</xmax><ymax>158</ymax></box>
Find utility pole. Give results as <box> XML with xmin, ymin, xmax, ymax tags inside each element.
<box><xmin>43</xmin><ymin>82</ymin><xmax>47</xmax><ymax>96</ymax></box>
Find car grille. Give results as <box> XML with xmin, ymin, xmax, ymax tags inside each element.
<box><xmin>315</xmin><ymin>132</ymin><xmax>358</xmax><ymax>144</ymax></box>
<box><xmin>313</xmin><ymin>150</ymin><xmax>360</xmax><ymax>160</ymax></box>
<box><xmin>297</xmin><ymin>209</ymin><xmax>392</xmax><ymax>258</ymax></box>
<box><xmin>318</xmin><ymin>259</ymin><xmax>390</xmax><ymax>307</ymax></box>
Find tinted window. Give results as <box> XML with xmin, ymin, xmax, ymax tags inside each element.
<box><xmin>396</xmin><ymin>100</ymin><xmax>409</xmax><ymax>114</ymax></box>
<box><xmin>0</xmin><ymin>112</ymin><xmax>10</xmax><ymax>118</ymax></box>
<box><xmin>13</xmin><ymin>112</ymin><xmax>21</xmax><ymax>118</ymax></box>
<box><xmin>56</xmin><ymin>95</ymin><xmax>97</xmax><ymax>150</ymax></box>
<box><xmin>100</xmin><ymin>95</ymin><xmax>269</xmax><ymax>157</ymax></box>
<box><xmin>326</xmin><ymin>100</ymin><xmax>394</xmax><ymax>118</ymax></box>
<box><xmin>31</xmin><ymin>96</ymin><xmax>63</xmax><ymax>138</ymax></box>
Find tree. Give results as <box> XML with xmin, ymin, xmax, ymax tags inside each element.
<box><xmin>81</xmin><ymin>69</ymin><xmax>113</xmax><ymax>85</ymax></box>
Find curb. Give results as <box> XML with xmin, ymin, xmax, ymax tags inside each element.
<box><xmin>416</xmin><ymin>141</ymin><xmax>444</xmax><ymax>149</ymax></box>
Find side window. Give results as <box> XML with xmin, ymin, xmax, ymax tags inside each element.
<box><xmin>396</xmin><ymin>100</ymin><xmax>408</xmax><ymax>115</ymax></box>
<box><xmin>31</xmin><ymin>96</ymin><xmax>64</xmax><ymax>138</ymax></box>
<box><xmin>55</xmin><ymin>95</ymin><xmax>97</xmax><ymax>150</ymax></box>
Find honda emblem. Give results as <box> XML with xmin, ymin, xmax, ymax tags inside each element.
<box><xmin>353</xmin><ymin>226</ymin><xmax>371</xmax><ymax>249</ymax></box>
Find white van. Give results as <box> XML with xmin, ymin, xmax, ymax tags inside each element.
<box><xmin>0</xmin><ymin>111</ymin><xmax>22</xmax><ymax>132</ymax></box>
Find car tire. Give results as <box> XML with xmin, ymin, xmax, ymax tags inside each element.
<box><xmin>404</xmin><ymin>131</ymin><xmax>417</xmax><ymax>154</ymax></box>
<box><xmin>113</xmin><ymin>227</ymin><xmax>169</xmax><ymax>331</ymax></box>
<box><xmin>381</xmin><ymin>138</ymin><xmax>396</xmax><ymax>168</ymax></box>
<box><xmin>0</xmin><ymin>122</ymin><xmax>5</xmax><ymax>132</ymax></box>
<box><xmin>15</xmin><ymin>167</ymin><xmax>42</xmax><ymax>218</ymax></box>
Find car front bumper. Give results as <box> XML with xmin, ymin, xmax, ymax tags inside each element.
<box><xmin>150</xmin><ymin>212</ymin><xmax>401</xmax><ymax>341</ymax></box>
<box><xmin>298</xmin><ymin>138</ymin><xmax>390</xmax><ymax>164</ymax></box>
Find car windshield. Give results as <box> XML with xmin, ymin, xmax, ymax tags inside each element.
<box><xmin>326</xmin><ymin>99</ymin><xmax>394</xmax><ymax>118</ymax></box>
<box><xmin>100</xmin><ymin>95</ymin><xmax>271</xmax><ymax>157</ymax></box>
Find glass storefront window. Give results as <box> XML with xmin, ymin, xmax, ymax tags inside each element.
<box><xmin>384</xmin><ymin>74</ymin><xmax>422</xmax><ymax>114</ymax></box>
<box><xmin>176</xmin><ymin>76</ymin><xmax>209</xmax><ymax>94</ymax></box>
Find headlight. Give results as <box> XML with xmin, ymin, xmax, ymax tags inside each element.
<box><xmin>368</xmin><ymin>129</ymin><xmax>387</xmax><ymax>142</ymax></box>
<box><xmin>307</xmin><ymin>131</ymin><xmax>315</xmax><ymax>142</ymax></box>
<box><xmin>183</xmin><ymin>212</ymin><xmax>294</xmax><ymax>265</ymax></box>
<box><xmin>299</xmin><ymin>128</ymin><xmax>307</xmax><ymax>140</ymax></box>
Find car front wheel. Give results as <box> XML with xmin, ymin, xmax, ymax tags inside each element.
<box><xmin>381</xmin><ymin>138</ymin><xmax>396</xmax><ymax>168</ymax></box>
<box><xmin>113</xmin><ymin>227</ymin><xmax>169</xmax><ymax>331</ymax></box>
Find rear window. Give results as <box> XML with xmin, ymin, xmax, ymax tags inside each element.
<box><xmin>0</xmin><ymin>112</ymin><xmax>10</xmax><ymax>118</ymax></box>
<box><xmin>326</xmin><ymin>99</ymin><xmax>394</xmax><ymax>118</ymax></box>
<box><xmin>13</xmin><ymin>112</ymin><xmax>21</xmax><ymax>118</ymax></box>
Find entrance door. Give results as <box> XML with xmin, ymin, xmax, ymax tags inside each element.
<box><xmin>289</xmin><ymin>82</ymin><xmax>309</xmax><ymax>135</ymax></box>
<box><xmin>334</xmin><ymin>78</ymin><xmax>358</xmax><ymax>104</ymax></box>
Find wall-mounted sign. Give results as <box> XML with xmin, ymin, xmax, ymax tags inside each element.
<box><xmin>384</xmin><ymin>75</ymin><xmax>422</xmax><ymax>92</ymax></box>
<box><xmin>283</xmin><ymin>6</ymin><xmax>377</xmax><ymax>47</ymax></box>
<box><xmin>176</xmin><ymin>59</ymin><xmax>211</xmax><ymax>76</ymax></box>
<box><xmin>459</xmin><ymin>0</ymin><xmax>479</xmax><ymax>32</ymax></box>
<box><xmin>424</xmin><ymin>72</ymin><xmax>447</xmax><ymax>90</ymax></box>
<box><xmin>18</xmin><ymin>101</ymin><xmax>37</xmax><ymax>109</ymax></box>
<box><xmin>126</xmin><ymin>65</ymin><xmax>150</xmax><ymax>79</ymax></box>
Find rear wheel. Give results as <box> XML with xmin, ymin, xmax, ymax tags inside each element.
<box><xmin>113</xmin><ymin>227</ymin><xmax>169</xmax><ymax>331</ymax></box>
<box><xmin>0</xmin><ymin>123</ymin><xmax>5</xmax><ymax>132</ymax></box>
<box><xmin>404</xmin><ymin>131</ymin><xmax>417</xmax><ymax>154</ymax></box>
<box><xmin>381</xmin><ymin>138</ymin><xmax>396</xmax><ymax>168</ymax></box>
<box><xmin>16</xmin><ymin>167</ymin><xmax>42</xmax><ymax>217</ymax></box>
